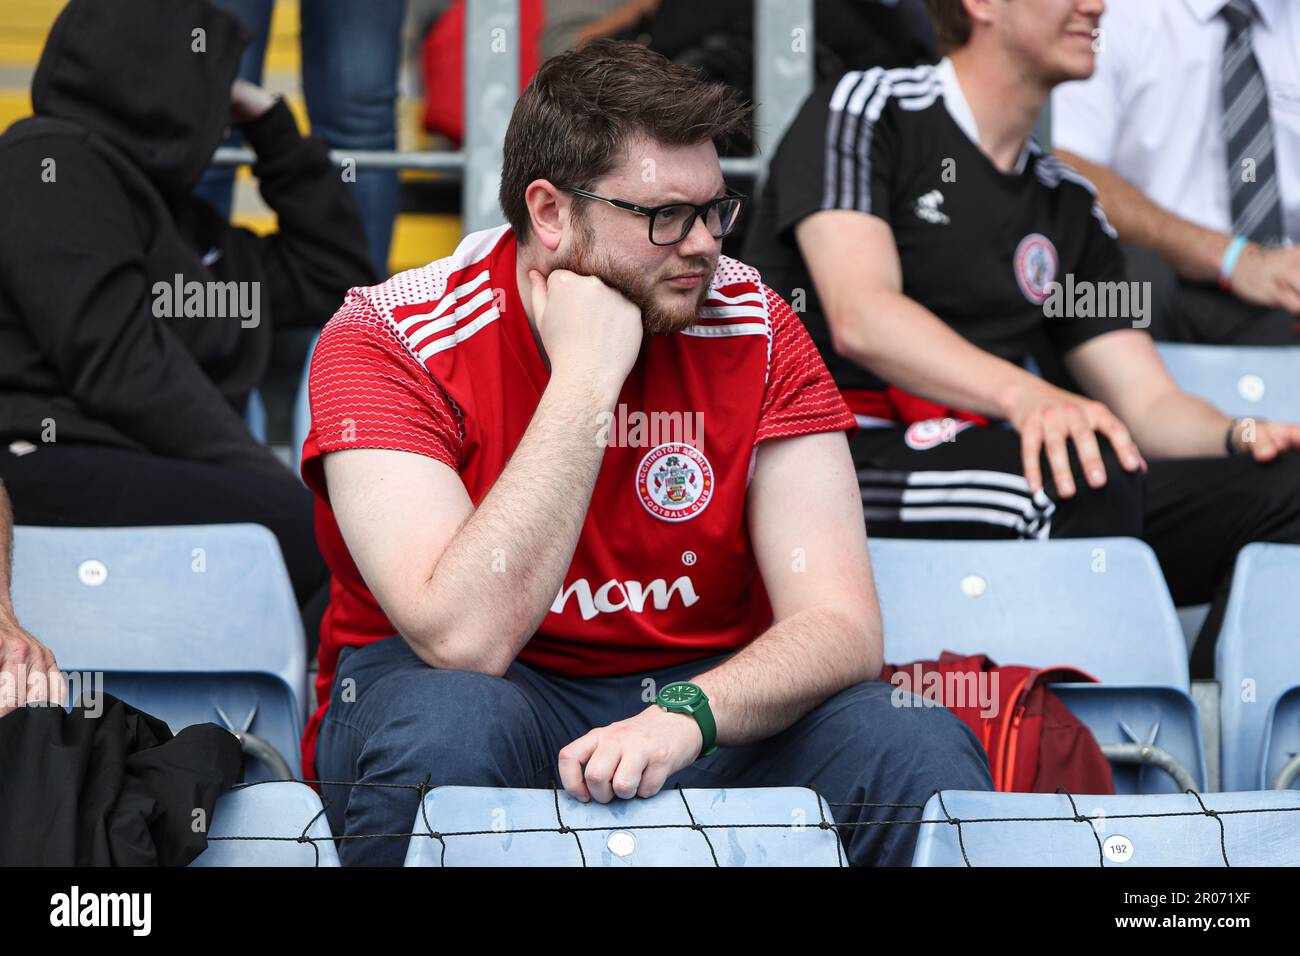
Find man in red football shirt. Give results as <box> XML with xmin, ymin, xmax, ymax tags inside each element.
<box><xmin>302</xmin><ymin>39</ymin><xmax>992</xmax><ymax>866</ymax></box>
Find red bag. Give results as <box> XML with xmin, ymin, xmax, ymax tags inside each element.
<box><xmin>880</xmin><ymin>652</ymin><xmax>1115</xmax><ymax>794</ymax></box>
<box><xmin>421</xmin><ymin>0</ymin><xmax>545</xmax><ymax>144</ymax></box>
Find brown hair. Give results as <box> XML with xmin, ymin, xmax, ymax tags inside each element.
<box><xmin>499</xmin><ymin>39</ymin><xmax>751</xmax><ymax>243</ymax></box>
<box><xmin>926</xmin><ymin>0</ymin><xmax>974</xmax><ymax>55</ymax></box>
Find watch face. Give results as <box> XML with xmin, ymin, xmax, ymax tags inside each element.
<box><xmin>659</xmin><ymin>682</ymin><xmax>701</xmax><ymax>707</ymax></box>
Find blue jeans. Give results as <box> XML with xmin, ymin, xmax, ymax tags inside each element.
<box><xmin>196</xmin><ymin>0</ymin><xmax>404</xmax><ymax>274</ymax></box>
<box><xmin>315</xmin><ymin>636</ymin><xmax>994</xmax><ymax>867</ymax></box>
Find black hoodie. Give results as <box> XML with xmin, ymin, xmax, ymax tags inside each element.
<box><xmin>0</xmin><ymin>0</ymin><xmax>377</xmax><ymax>475</ymax></box>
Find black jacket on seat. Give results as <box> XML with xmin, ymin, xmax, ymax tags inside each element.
<box><xmin>0</xmin><ymin>693</ymin><xmax>241</xmax><ymax>866</ymax></box>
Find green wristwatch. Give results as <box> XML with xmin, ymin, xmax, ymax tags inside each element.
<box><xmin>655</xmin><ymin>681</ymin><xmax>717</xmax><ymax>758</ymax></box>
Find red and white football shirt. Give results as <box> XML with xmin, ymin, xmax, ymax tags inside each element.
<box><xmin>299</xmin><ymin>225</ymin><xmax>854</xmax><ymax>776</ymax></box>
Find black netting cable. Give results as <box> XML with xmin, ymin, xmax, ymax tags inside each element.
<box><xmin>297</xmin><ymin>799</ymin><xmax>327</xmax><ymax>867</ymax></box>
<box><xmin>413</xmin><ymin>772</ymin><xmax>450</xmax><ymax>867</ymax></box>
<box><xmin>203</xmin><ymin>778</ymin><xmax>1300</xmax><ymax>865</ymax></box>
<box><xmin>1060</xmin><ymin>790</ymin><xmax>1104</xmax><ymax>867</ymax></box>
<box><xmin>551</xmin><ymin>779</ymin><xmax>587</xmax><ymax>867</ymax></box>
<box><xmin>808</xmin><ymin>783</ymin><xmax>845</xmax><ymax>867</ymax></box>
<box><xmin>934</xmin><ymin>789</ymin><xmax>971</xmax><ymax>867</ymax></box>
<box><xmin>675</xmin><ymin>786</ymin><xmax>720</xmax><ymax>866</ymax></box>
<box><xmin>1186</xmin><ymin>789</ymin><xmax>1230</xmax><ymax>867</ymax></box>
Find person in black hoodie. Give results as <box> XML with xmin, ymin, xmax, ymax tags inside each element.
<box><xmin>0</xmin><ymin>0</ymin><xmax>378</xmax><ymax>653</ymax></box>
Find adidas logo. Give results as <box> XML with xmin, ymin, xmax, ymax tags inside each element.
<box><xmin>915</xmin><ymin>190</ymin><xmax>951</xmax><ymax>225</ymax></box>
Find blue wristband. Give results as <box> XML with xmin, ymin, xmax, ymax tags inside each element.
<box><xmin>1219</xmin><ymin>236</ymin><xmax>1249</xmax><ymax>291</ymax></box>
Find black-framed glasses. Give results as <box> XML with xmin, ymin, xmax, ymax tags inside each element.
<box><xmin>562</xmin><ymin>187</ymin><xmax>749</xmax><ymax>246</ymax></box>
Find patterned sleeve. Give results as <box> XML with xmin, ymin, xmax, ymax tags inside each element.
<box><xmin>300</xmin><ymin>290</ymin><xmax>462</xmax><ymax>500</ymax></box>
<box><xmin>755</xmin><ymin>285</ymin><xmax>857</xmax><ymax>444</ymax></box>
<box><xmin>768</xmin><ymin>70</ymin><xmax>900</xmax><ymax>236</ymax></box>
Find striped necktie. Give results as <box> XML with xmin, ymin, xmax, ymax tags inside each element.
<box><xmin>1221</xmin><ymin>0</ymin><xmax>1285</xmax><ymax>245</ymax></box>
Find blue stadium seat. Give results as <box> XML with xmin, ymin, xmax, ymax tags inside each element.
<box><xmin>10</xmin><ymin>524</ymin><xmax>307</xmax><ymax>781</ymax></box>
<box><xmin>1176</xmin><ymin>604</ymin><xmax>1209</xmax><ymax>652</ymax></box>
<box><xmin>1217</xmin><ymin>543</ymin><xmax>1300</xmax><ymax>791</ymax></box>
<box><xmin>191</xmin><ymin>783</ymin><xmax>339</xmax><ymax>867</ymax></box>
<box><xmin>245</xmin><ymin>386</ymin><xmax>268</xmax><ymax>443</ymax></box>
<box><xmin>1052</xmin><ymin>686</ymin><xmax>1205</xmax><ymax>793</ymax></box>
<box><xmin>291</xmin><ymin>332</ymin><xmax>320</xmax><ymax>480</ymax></box>
<box><xmin>911</xmin><ymin>789</ymin><xmax>1300</xmax><ymax>866</ymax></box>
<box><xmin>1261</xmin><ymin>688</ymin><xmax>1300</xmax><ymax>792</ymax></box>
<box><xmin>403</xmin><ymin>786</ymin><xmax>844</xmax><ymax>866</ymax></box>
<box><xmin>1263</xmin><ymin>686</ymin><xmax>1300</xmax><ymax>790</ymax></box>
<box><xmin>1155</xmin><ymin>343</ymin><xmax>1300</xmax><ymax>421</ymax></box>
<box><xmin>868</xmin><ymin>537</ymin><xmax>1205</xmax><ymax>792</ymax></box>
<box><xmin>869</xmin><ymin>537</ymin><xmax>1188</xmax><ymax>683</ymax></box>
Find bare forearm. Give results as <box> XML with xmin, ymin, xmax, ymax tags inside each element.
<box><xmin>1056</xmin><ymin>150</ymin><xmax>1231</xmax><ymax>282</ymax></box>
<box><xmin>413</xmin><ymin>377</ymin><xmax>617</xmax><ymax>673</ymax></box>
<box><xmin>689</xmin><ymin>607</ymin><xmax>880</xmax><ymax>747</ymax></box>
<box><xmin>834</xmin><ymin>291</ymin><xmax>1042</xmax><ymax>419</ymax></box>
<box><xmin>1127</xmin><ymin>389</ymin><xmax>1231</xmax><ymax>459</ymax></box>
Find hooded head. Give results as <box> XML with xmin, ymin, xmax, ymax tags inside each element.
<box><xmin>31</xmin><ymin>0</ymin><xmax>252</xmax><ymax>200</ymax></box>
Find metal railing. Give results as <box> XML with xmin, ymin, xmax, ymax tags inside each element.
<box><xmin>212</xmin><ymin>0</ymin><xmax>815</xmax><ymax>234</ymax></box>
<box><xmin>1100</xmin><ymin>742</ymin><xmax>1200</xmax><ymax>793</ymax></box>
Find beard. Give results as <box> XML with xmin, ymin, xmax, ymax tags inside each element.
<box><xmin>554</xmin><ymin>219</ymin><xmax>715</xmax><ymax>336</ymax></box>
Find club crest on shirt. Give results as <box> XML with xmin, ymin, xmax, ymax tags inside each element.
<box><xmin>1013</xmin><ymin>233</ymin><xmax>1058</xmax><ymax>305</ymax></box>
<box><xmin>904</xmin><ymin>418</ymin><xmax>975</xmax><ymax>451</ymax></box>
<box><xmin>636</xmin><ymin>442</ymin><xmax>714</xmax><ymax>522</ymax></box>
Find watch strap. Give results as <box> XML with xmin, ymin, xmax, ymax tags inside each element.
<box><xmin>689</xmin><ymin>697</ymin><xmax>717</xmax><ymax>758</ymax></box>
<box><xmin>1226</xmin><ymin>416</ymin><xmax>1257</xmax><ymax>457</ymax></box>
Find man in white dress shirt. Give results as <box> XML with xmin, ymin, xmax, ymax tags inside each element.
<box><xmin>1053</xmin><ymin>0</ymin><xmax>1300</xmax><ymax>343</ymax></box>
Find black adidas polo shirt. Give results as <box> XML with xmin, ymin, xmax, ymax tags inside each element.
<box><xmin>745</xmin><ymin>58</ymin><xmax>1132</xmax><ymax>399</ymax></box>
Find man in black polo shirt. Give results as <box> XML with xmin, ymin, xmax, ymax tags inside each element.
<box><xmin>745</xmin><ymin>0</ymin><xmax>1300</xmax><ymax>676</ymax></box>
